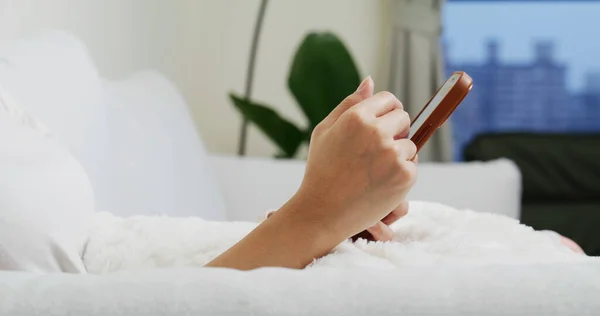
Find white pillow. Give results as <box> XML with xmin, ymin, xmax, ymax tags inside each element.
<box><xmin>0</xmin><ymin>30</ymin><xmax>110</xmax><ymax>218</ymax></box>
<box><xmin>0</xmin><ymin>86</ymin><xmax>94</xmax><ymax>273</ymax></box>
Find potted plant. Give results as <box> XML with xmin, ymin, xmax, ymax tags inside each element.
<box><xmin>230</xmin><ymin>32</ymin><xmax>361</xmax><ymax>158</ymax></box>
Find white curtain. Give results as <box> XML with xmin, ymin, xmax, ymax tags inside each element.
<box><xmin>383</xmin><ymin>0</ymin><xmax>452</xmax><ymax>162</ymax></box>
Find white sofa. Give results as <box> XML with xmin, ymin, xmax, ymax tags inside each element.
<box><xmin>0</xmin><ymin>30</ymin><xmax>522</xmax><ymax>223</ymax></box>
<box><xmin>1</xmin><ymin>31</ymin><xmax>598</xmax><ymax>315</ymax></box>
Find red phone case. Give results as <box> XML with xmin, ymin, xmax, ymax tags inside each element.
<box><xmin>410</xmin><ymin>71</ymin><xmax>473</xmax><ymax>152</ymax></box>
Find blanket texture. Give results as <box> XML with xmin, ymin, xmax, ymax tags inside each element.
<box><xmin>83</xmin><ymin>201</ymin><xmax>590</xmax><ymax>274</ymax></box>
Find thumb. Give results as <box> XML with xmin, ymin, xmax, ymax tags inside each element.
<box><xmin>323</xmin><ymin>76</ymin><xmax>374</xmax><ymax>125</ymax></box>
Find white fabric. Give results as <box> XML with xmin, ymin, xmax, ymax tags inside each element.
<box><xmin>101</xmin><ymin>70</ymin><xmax>227</xmax><ymax>219</ymax></box>
<box><xmin>0</xmin><ymin>86</ymin><xmax>93</xmax><ymax>273</ymax></box>
<box><xmin>82</xmin><ymin>201</ymin><xmax>589</xmax><ymax>274</ymax></box>
<box><xmin>2</xmin><ymin>262</ymin><xmax>600</xmax><ymax>316</ymax></box>
<box><xmin>70</xmin><ymin>201</ymin><xmax>598</xmax><ymax>315</ymax></box>
<box><xmin>210</xmin><ymin>155</ymin><xmax>521</xmax><ymax>222</ymax></box>
<box><xmin>0</xmin><ymin>30</ymin><xmax>110</xmax><ymax>205</ymax></box>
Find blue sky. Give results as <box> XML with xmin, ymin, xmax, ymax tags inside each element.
<box><xmin>443</xmin><ymin>2</ymin><xmax>600</xmax><ymax>92</ymax></box>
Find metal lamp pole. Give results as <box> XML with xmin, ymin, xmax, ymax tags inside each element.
<box><xmin>237</xmin><ymin>0</ymin><xmax>270</xmax><ymax>156</ymax></box>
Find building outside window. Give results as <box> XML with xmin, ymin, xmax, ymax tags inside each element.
<box><xmin>444</xmin><ymin>0</ymin><xmax>600</xmax><ymax>160</ymax></box>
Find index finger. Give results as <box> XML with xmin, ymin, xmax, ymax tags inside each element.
<box><xmin>355</xmin><ymin>91</ymin><xmax>403</xmax><ymax>117</ymax></box>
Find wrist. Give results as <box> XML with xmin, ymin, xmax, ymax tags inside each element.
<box><xmin>205</xmin><ymin>190</ymin><xmax>347</xmax><ymax>270</ymax></box>
<box><xmin>279</xmin><ymin>191</ymin><xmax>347</xmax><ymax>246</ymax></box>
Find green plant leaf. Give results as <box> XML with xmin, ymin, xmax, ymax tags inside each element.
<box><xmin>230</xmin><ymin>93</ymin><xmax>306</xmax><ymax>158</ymax></box>
<box><xmin>288</xmin><ymin>32</ymin><xmax>361</xmax><ymax>130</ymax></box>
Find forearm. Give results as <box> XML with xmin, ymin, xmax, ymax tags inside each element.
<box><xmin>205</xmin><ymin>196</ymin><xmax>341</xmax><ymax>270</ymax></box>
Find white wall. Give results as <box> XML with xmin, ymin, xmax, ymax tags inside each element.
<box><xmin>0</xmin><ymin>0</ymin><xmax>388</xmax><ymax>157</ymax></box>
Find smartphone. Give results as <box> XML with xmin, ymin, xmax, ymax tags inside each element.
<box><xmin>409</xmin><ymin>71</ymin><xmax>473</xmax><ymax>152</ymax></box>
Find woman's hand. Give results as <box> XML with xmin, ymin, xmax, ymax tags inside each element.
<box><xmin>355</xmin><ymin>155</ymin><xmax>418</xmax><ymax>242</ymax></box>
<box><xmin>205</xmin><ymin>77</ymin><xmax>417</xmax><ymax>270</ymax></box>
<box><xmin>267</xmin><ymin>77</ymin><xmax>415</xmax><ymax>242</ymax></box>
<box><xmin>292</xmin><ymin>77</ymin><xmax>417</xmax><ymax>242</ymax></box>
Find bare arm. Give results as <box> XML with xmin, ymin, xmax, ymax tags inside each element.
<box><xmin>206</xmin><ymin>77</ymin><xmax>417</xmax><ymax>270</ymax></box>
<box><xmin>205</xmin><ymin>195</ymin><xmax>339</xmax><ymax>270</ymax></box>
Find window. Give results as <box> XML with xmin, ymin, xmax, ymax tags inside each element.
<box><xmin>443</xmin><ymin>0</ymin><xmax>600</xmax><ymax>160</ymax></box>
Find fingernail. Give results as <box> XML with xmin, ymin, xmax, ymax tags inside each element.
<box><xmin>356</xmin><ymin>76</ymin><xmax>372</xmax><ymax>93</ymax></box>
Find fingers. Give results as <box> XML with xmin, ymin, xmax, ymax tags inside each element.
<box><xmin>394</xmin><ymin>139</ymin><xmax>418</xmax><ymax>161</ymax></box>
<box><xmin>381</xmin><ymin>201</ymin><xmax>409</xmax><ymax>226</ymax></box>
<box><xmin>324</xmin><ymin>77</ymin><xmax>374</xmax><ymax>124</ymax></box>
<box><xmin>353</xmin><ymin>201</ymin><xmax>410</xmax><ymax>242</ymax></box>
<box><xmin>559</xmin><ymin>236</ymin><xmax>586</xmax><ymax>254</ymax></box>
<box><xmin>367</xmin><ymin>201</ymin><xmax>409</xmax><ymax>241</ymax></box>
<box><xmin>377</xmin><ymin>108</ymin><xmax>410</xmax><ymax>139</ymax></box>
<box><xmin>354</xmin><ymin>77</ymin><xmax>375</xmax><ymax>100</ymax></box>
<box><xmin>411</xmin><ymin>154</ymin><xmax>419</xmax><ymax>164</ymax></box>
<box><xmin>366</xmin><ymin>221</ymin><xmax>394</xmax><ymax>242</ymax></box>
<box><xmin>355</xmin><ymin>91</ymin><xmax>403</xmax><ymax>117</ymax></box>
<box><xmin>400</xmin><ymin>160</ymin><xmax>418</xmax><ymax>187</ymax></box>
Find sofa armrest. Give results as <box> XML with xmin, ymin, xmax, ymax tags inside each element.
<box><xmin>210</xmin><ymin>155</ymin><xmax>522</xmax><ymax>222</ymax></box>
<box><xmin>209</xmin><ymin>154</ymin><xmax>305</xmax><ymax>221</ymax></box>
<box><xmin>408</xmin><ymin>158</ymin><xmax>522</xmax><ymax>219</ymax></box>
<box><xmin>3</xmin><ymin>262</ymin><xmax>599</xmax><ymax>315</ymax></box>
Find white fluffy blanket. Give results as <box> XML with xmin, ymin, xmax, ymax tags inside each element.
<box><xmin>83</xmin><ymin>201</ymin><xmax>590</xmax><ymax>274</ymax></box>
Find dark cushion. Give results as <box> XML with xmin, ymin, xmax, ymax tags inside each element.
<box><xmin>463</xmin><ymin>133</ymin><xmax>600</xmax><ymax>255</ymax></box>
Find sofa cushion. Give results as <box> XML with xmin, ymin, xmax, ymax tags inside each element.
<box><xmin>464</xmin><ymin>133</ymin><xmax>600</xmax><ymax>202</ymax></box>
<box><xmin>101</xmin><ymin>70</ymin><xmax>227</xmax><ymax>219</ymax></box>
